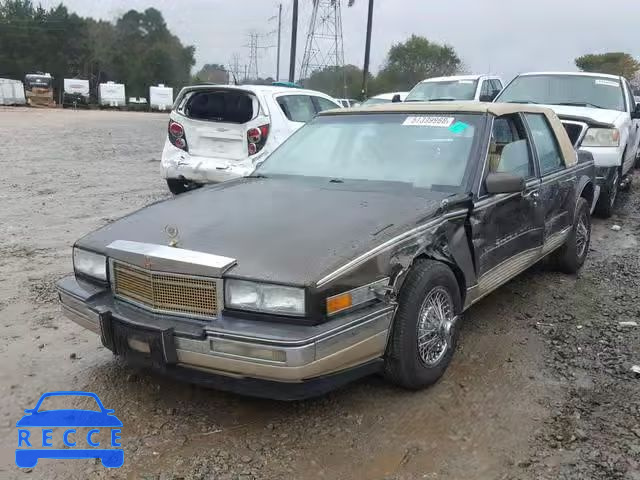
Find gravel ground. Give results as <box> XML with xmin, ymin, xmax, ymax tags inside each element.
<box><xmin>0</xmin><ymin>108</ymin><xmax>638</xmax><ymax>480</ymax></box>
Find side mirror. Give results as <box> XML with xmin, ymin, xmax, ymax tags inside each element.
<box><xmin>391</xmin><ymin>94</ymin><xmax>402</xmax><ymax>103</ymax></box>
<box><xmin>632</xmin><ymin>103</ymin><xmax>640</xmax><ymax>119</ymax></box>
<box><xmin>479</xmin><ymin>93</ymin><xmax>496</xmax><ymax>102</ymax></box>
<box><xmin>485</xmin><ymin>172</ymin><xmax>525</xmax><ymax>194</ymax></box>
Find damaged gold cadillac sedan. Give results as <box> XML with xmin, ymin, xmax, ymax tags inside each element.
<box><xmin>57</xmin><ymin>103</ymin><xmax>597</xmax><ymax>400</ymax></box>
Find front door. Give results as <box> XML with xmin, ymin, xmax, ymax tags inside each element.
<box><xmin>469</xmin><ymin>114</ymin><xmax>545</xmax><ymax>299</ymax></box>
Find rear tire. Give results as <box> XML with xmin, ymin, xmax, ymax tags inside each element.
<box><xmin>552</xmin><ymin>197</ymin><xmax>591</xmax><ymax>274</ymax></box>
<box><xmin>594</xmin><ymin>168</ymin><xmax>618</xmax><ymax>218</ymax></box>
<box><xmin>384</xmin><ymin>259</ymin><xmax>461</xmax><ymax>390</ymax></box>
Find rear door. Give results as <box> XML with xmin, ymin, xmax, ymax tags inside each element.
<box><xmin>174</xmin><ymin>88</ymin><xmax>269</xmax><ymax>161</ymax></box>
<box><xmin>523</xmin><ymin>112</ymin><xmax>574</xmax><ymax>247</ymax></box>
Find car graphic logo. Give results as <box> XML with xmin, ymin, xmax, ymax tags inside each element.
<box><xmin>15</xmin><ymin>391</ymin><xmax>123</xmax><ymax>469</ymax></box>
<box><xmin>143</xmin><ymin>255</ymin><xmax>153</xmax><ymax>269</ymax></box>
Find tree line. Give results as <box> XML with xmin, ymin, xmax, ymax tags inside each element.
<box><xmin>1</xmin><ymin>0</ymin><xmax>638</xmax><ymax>102</ymax></box>
<box><xmin>0</xmin><ymin>0</ymin><xmax>195</xmax><ymax>98</ymax></box>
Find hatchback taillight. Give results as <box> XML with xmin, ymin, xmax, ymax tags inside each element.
<box><xmin>168</xmin><ymin>120</ymin><xmax>188</xmax><ymax>151</ymax></box>
<box><xmin>247</xmin><ymin>124</ymin><xmax>269</xmax><ymax>156</ymax></box>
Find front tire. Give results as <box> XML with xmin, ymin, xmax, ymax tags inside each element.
<box><xmin>594</xmin><ymin>168</ymin><xmax>619</xmax><ymax>218</ymax></box>
<box><xmin>552</xmin><ymin>197</ymin><xmax>591</xmax><ymax>274</ymax></box>
<box><xmin>384</xmin><ymin>259</ymin><xmax>461</xmax><ymax>390</ymax></box>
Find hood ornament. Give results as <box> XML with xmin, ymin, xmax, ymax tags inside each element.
<box><xmin>165</xmin><ymin>225</ymin><xmax>180</xmax><ymax>248</ymax></box>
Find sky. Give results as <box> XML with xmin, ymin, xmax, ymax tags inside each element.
<box><xmin>40</xmin><ymin>0</ymin><xmax>640</xmax><ymax>84</ymax></box>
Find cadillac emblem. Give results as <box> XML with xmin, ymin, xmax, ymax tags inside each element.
<box><xmin>143</xmin><ymin>255</ymin><xmax>153</xmax><ymax>269</ymax></box>
<box><xmin>165</xmin><ymin>225</ymin><xmax>180</xmax><ymax>247</ymax></box>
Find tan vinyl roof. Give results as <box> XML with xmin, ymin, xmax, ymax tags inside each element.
<box><xmin>320</xmin><ymin>101</ymin><xmax>577</xmax><ymax>167</ymax></box>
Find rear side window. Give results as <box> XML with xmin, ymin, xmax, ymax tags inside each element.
<box><xmin>277</xmin><ymin>95</ymin><xmax>317</xmax><ymax>122</ymax></box>
<box><xmin>312</xmin><ymin>96</ymin><xmax>340</xmax><ymax>113</ymax></box>
<box><xmin>524</xmin><ymin>113</ymin><xmax>564</xmax><ymax>175</ymax></box>
<box><xmin>182</xmin><ymin>91</ymin><xmax>255</xmax><ymax>123</ymax></box>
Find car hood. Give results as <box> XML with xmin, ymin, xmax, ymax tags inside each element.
<box><xmin>541</xmin><ymin>104</ymin><xmax>624</xmax><ymax>126</ymax></box>
<box><xmin>77</xmin><ymin>178</ymin><xmax>450</xmax><ymax>286</ymax></box>
<box><xmin>16</xmin><ymin>410</ymin><xmax>122</xmax><ymax>427</ymax></box>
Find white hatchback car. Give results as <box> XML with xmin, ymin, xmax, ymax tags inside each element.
<box><xmin>161</xmin><ymin>84</ymin><xmax>342</xmax><ymax>194</ymax></box>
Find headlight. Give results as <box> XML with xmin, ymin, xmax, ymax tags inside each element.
<box><xmin>225</xmin><ymin>279</ymin><xmax>305</xmax><ymax>316</ymax></box>
<box><xmin>581</xmin><ymin>128</ymin><xmax>620</xmax><ymax>147</ymax></box>
<box><xmin>73</xmin><ymin>248</ymin><xmax>107</xmax><ymax>281</ymax></box>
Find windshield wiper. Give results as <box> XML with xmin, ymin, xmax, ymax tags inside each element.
<box><xmin>427</xmin><ymin>97</ymin><xmax>457</xmax><ymax>101</ymax></box>
<box><xmin>247</xmin><ymin>174</ymin><xmax>268</xmax><ymax>179</ymax></box>
<box><xmin>505</xmin><ymin>100</ymin><xmax>539</xmax><ymax>104</ymax></box>
<box><xmin>329</xmin><ymin>178</ymin><xmax>344</xmax><ymax>183</ymax></box>
<box><xmin>554</xmin><ymin>101</ymin><xmax>604</xmax><ymax>109</ymax></box>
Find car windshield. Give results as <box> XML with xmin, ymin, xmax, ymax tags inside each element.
<box><xmin>497</xmin><ymin>75</ymin><xmax>625</xmax><ymax>111</ymax></box>
<box><xmin>405</xmin><ymin>80</ymin><xmax>478</xmax><ymax>102</ymax></box>
<box><xmin>256</xmin><ymin>113</ymin><xmax>481</xmax><ymax>192</ymax></box>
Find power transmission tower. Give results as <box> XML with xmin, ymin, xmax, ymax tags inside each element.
<box><xmin>246</xmin><ymin>32</ymin><xmax>260</xmax><ymax>81</ymax></box>
<box><xmin>300</xmin><ymin>0</ymin><xmax>346</xmax><ymax>95</ymax></box>
<box><xmin>245</xmin><ymin>31</ymin><xmax>274</xmax><ymax>82</ymax></box>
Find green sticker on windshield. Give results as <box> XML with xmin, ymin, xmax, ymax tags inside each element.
<box><xmin>449</xmin><ymin>121</ymin><xmax>469</xmax><ymax>134</ymax></box>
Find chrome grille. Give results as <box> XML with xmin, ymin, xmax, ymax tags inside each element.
<box><xmin>112</xmin><ymin>261</ymin><xmax>218</xmax><ymax>318</ymax></box>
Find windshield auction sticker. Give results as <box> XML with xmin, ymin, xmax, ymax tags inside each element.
<box><xmin>403</xmin><ymin>116</ymin><xmax>455</xmax><ymax>127</ymax></box>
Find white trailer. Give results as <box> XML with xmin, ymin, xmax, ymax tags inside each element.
<box><xmin>63</xmin><ymin>78</ymin><xmax>90</xmax><ymax>106</ymax></box>
<box><xmin>149</xmin><ymin>84</ymin><xmax>174</xmax><ymax>111</ymax></box>
<box><xmin>98</xmin><ymin>81</ymin><xmax>126</xmax><ymax>108</ymax></box>
<box><xmin>0</xmin><ymin>78</ymin><xmax>26</xmax><ymax>105</ymax></box>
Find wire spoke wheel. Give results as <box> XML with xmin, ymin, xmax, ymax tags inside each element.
<box><xmin>416</xmin><ymin>287</ymin><xmax>455</xmax><ymax>367</ymax></box>
<box><xmin>576</xmin><ymin>212</ymin><xmax>589</xmax><ymax>258</ymax></box>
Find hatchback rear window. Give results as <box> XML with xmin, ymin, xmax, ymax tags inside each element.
<box><xmin>182</xmin><ymin>90</ymin><xmax>255</xmax><ymax>123</ymax></box>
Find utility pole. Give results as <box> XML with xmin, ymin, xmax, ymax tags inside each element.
<box><xmin>276</xmin><ymin>3</ymin><xmax>283</xmax><ymax>81</ymax></box>
<box><xmin>289</xmin><ymin>0</ymin><xmax>299</xmax><ymax>82</ymax></box>
<box><xmin>362</xmin><ymin>0</ymin><xmax>374</xmax><ymax>100</ymax></box>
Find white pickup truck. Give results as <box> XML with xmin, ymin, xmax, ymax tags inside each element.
<box><xmin>496</xmin><ymin>72</ymin><xmax>640</xmax><ymax>217</ymax></box>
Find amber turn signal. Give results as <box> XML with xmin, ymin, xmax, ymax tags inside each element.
<box><xmin>326</xmin><ymin>293</ymin><xmax>352</xmax><ymax>315</ymax></box>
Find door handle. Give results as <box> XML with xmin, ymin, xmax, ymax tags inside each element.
<box><xmin>522</xmin><ymin>189</ymin><xmax>539</xmax><ymax>200</ymax></box>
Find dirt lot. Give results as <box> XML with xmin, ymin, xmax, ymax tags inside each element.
<box><xmin>0</xmin><ymin>108</ymin><xmax>638</xmax><ymax>480</ymax></box>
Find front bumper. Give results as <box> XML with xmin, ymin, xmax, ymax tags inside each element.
<box><xmin>160</xmin><ymin>142</ymin><xmax>263</xmax><ymax>184</ymax></box>
<box><xmin>57</xmin><ymin>276</ymin><xmax>393</xmax><ymax>399</ymax></box>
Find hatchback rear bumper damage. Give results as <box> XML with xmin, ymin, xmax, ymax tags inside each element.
<box><xmin>161</xmin><ymin>142</ymin><xmax>261</xmax><ymax>184</ymax></box>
